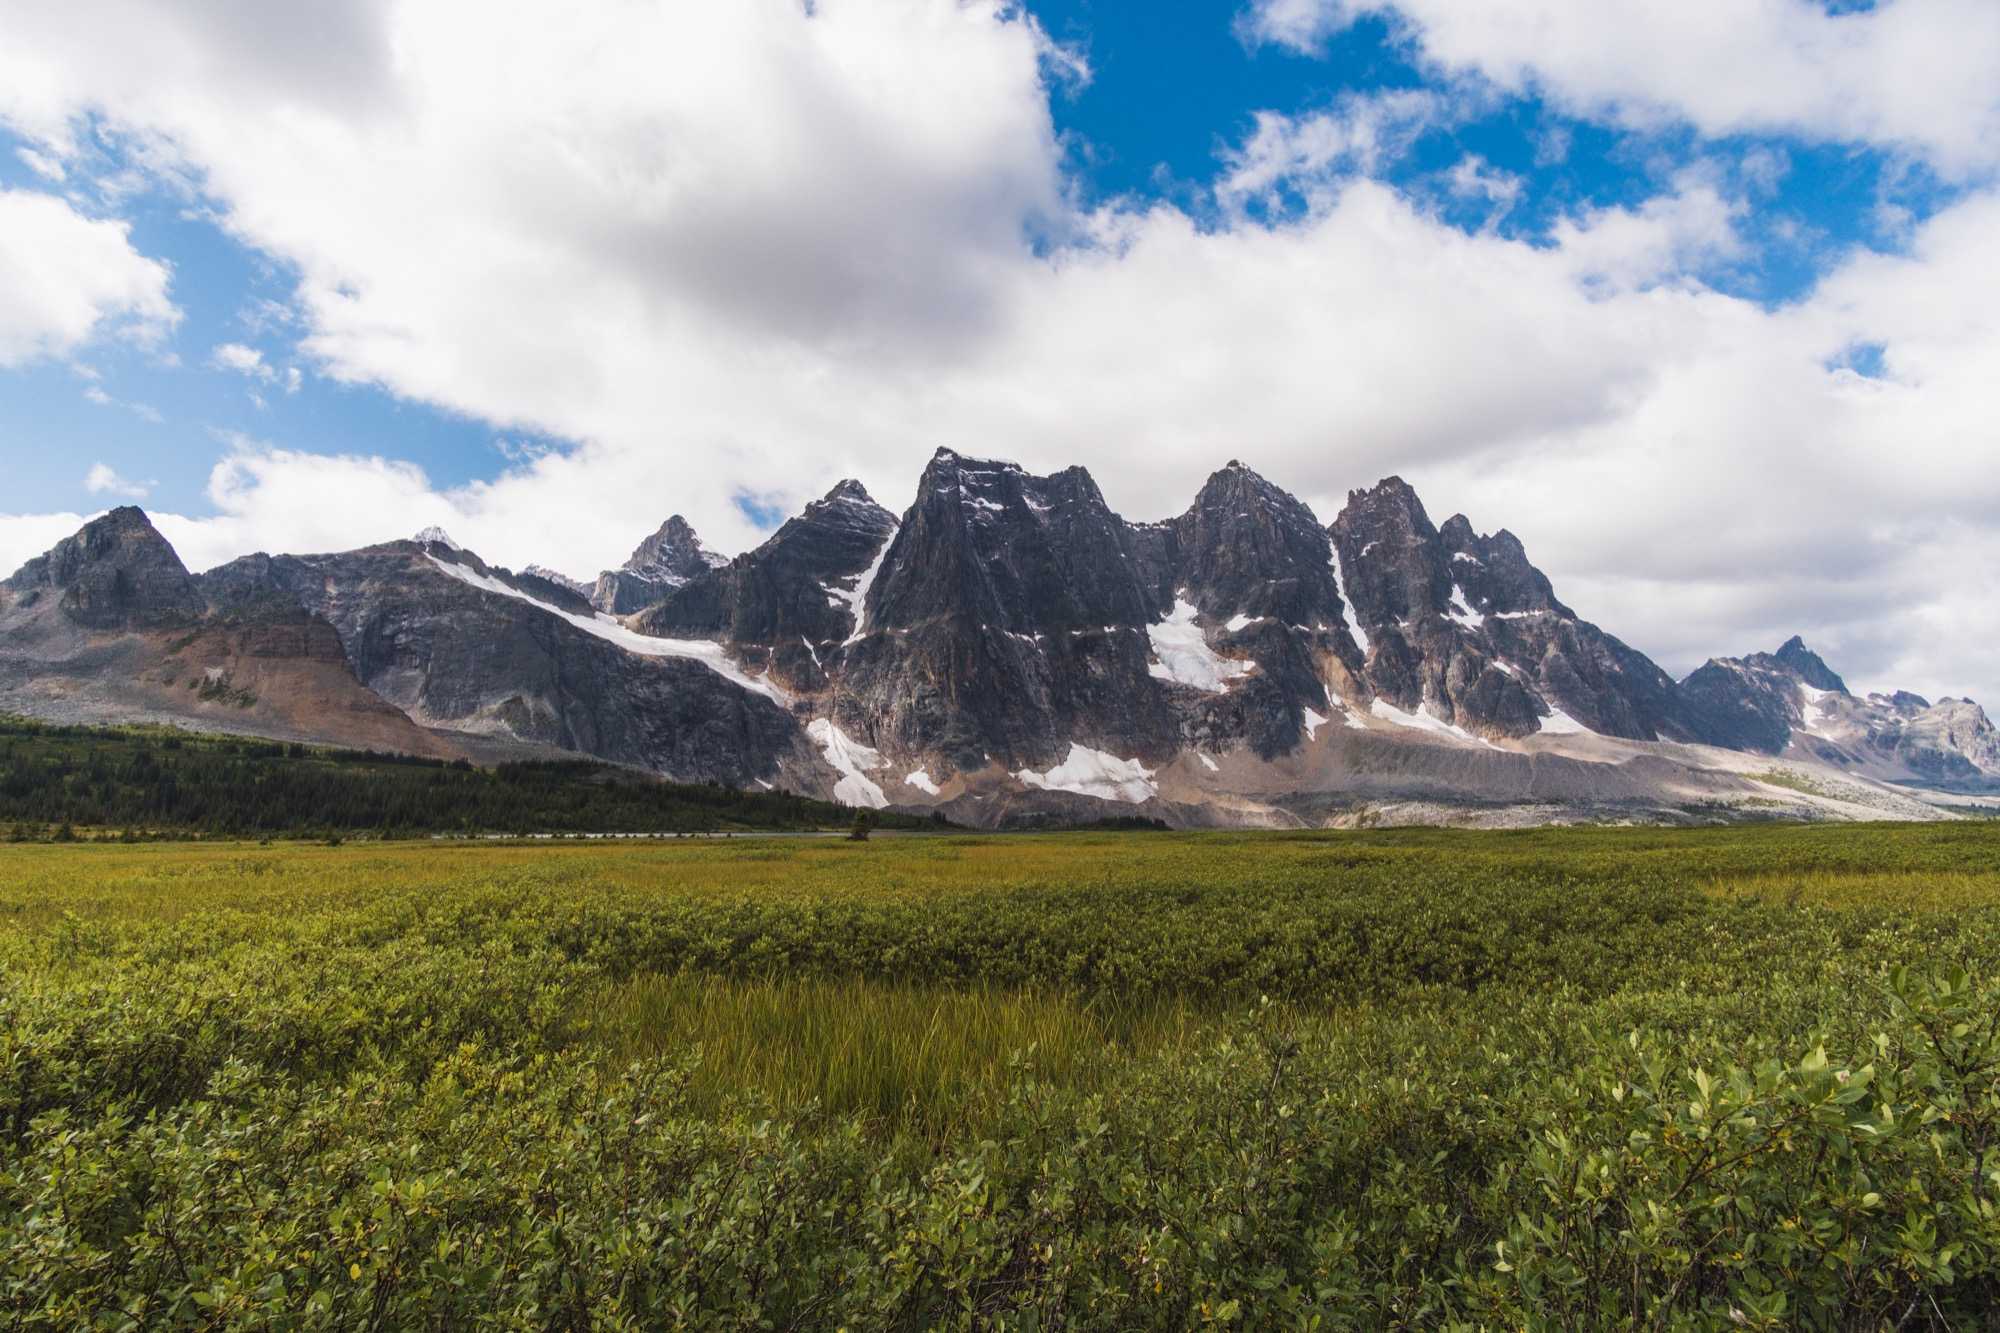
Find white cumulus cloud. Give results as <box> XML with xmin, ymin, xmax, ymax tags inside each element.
<box><xmin>0</xmin><ymin>0</ymin><xmax>1994</xmax><ymax>707</ymax></box>
<box><xmin>1240</xmin><ymin>0</ymin><xmax>2000</xmax><ymax>177</ymax></box>
<box><xmin>209</xmin><ymin>342</ymin><xmax>275</xmax><ymax>381</ymax></box>
<box><xmin>0</xmin><ymin>188</ymin><xmax>176</xmax><ymax>367</ymax></box>
<box><xmin>83</xmin><ymin>462</ymin><xmax>154</xmax><ymax>500</ymax></box>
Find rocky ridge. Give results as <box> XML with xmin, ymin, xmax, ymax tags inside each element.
<box><xmin>5</xmin><ymin>455</ymin><xmax>1996</xmax><ymax>824</ymax></box>
<box><xmin>1682</xmin><ymin>637</ymin><xmax>2000</xmax><ymax>790</ymax></box>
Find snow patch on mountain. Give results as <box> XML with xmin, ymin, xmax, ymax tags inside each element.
<box><xmin>1448</xmin><ymin>585</ymin><xmax>1485</xmax><ymax>629</ymax></box>
<box><xmin>1328</xmin><ymin>545</ymin><xmax>1371</xmax><ymax>654</ymax></box>
<box><xmin>806</xmin><ymin>718</ymin><xmax>886</xmax><ymax>808</ymax></box>
<box><xmin>1016</xmin><ymin>745</ymin><xmax>1158</xmax><ymax>803</ymax></box>
<box><xmin>1537</xmin><ymin>706</ymin><xmax>1592</xmax><ymax>735</ymax></box>
<box><xmin>1370</xmin><ymin>698</ymin><xmax>1495</xmax><ymax>748</ymax></box>
<box><xmin>1147</xmin><ymin>598</ymin><xmax>1254</xmax><ymax>693</ymax></box>
<box><xmin>425</xmin><ymin>555</ymin><xmax>789</xmax><ymax>704</ymax></box>
<box><xmin>835</xmin><ymin>526</ymin><xmax>898</xmax><ymax>647</ymax></box>
<box><xmin>903</xmin><ymin>768</ymin><xmax>940</xmax><ymax>796</ymax></box>
<box><xmin>413</xmin><ymin>526</ymin><xmax>461</xmax><ymax>550</ymax></box>
<box><xmin>1301</xmin><ymin>707</ymin><xmax>1328</xmax><ymax>740</ymax></box>
<box><xmin>1798</xmin><ymin>682</ymin><xmax>1834</xmax><ymax>734</ymax></box>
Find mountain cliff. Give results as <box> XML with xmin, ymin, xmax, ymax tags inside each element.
<box><xmin>5</xmin><ymin>456</ymin><xmax>1995</xmax><ymax>824</ymax></box>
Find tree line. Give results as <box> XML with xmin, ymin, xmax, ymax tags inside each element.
<box><xmin>0</xmin><ymin>716</ymin><xmax>943</xmax><ymax>838</ymax></box>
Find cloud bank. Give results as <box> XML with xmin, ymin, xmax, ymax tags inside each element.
<box><xmin>0</xmin><ymin>0</ymin><xmax>1995</xmax><ymax>706</ymax></box>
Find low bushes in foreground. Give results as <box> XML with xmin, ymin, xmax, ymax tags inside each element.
<box><xmin>1</xmin><ymin>828</ymin><xmax>1998</xmax><ymax>1326</ymax></box>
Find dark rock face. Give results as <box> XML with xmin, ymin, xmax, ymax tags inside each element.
<box><xmin>1773</xmin><ymin>635</ymin><xmax>1847</xmax><ymax>693</ymax></box>
<box><xmin>1332</xmin><ymin>478</ymin><xmax>1454</xmax><ymax>627</ymax></box>
<box><xmin>1679</xmin><ymin>655</ymin><xmax>1799</xmax><ymax>753</ymax></box>
<box><xmin>829</xmin><ymin>456</ymin><xmax>1361</xmax><ymax>771</ymax></box>
<box><xmin>1153</xmin><ymin>462</ymin><xmax>1366</xmax><ymax>755</ymax></box>
<box><xmin>591</xmin><ymin>516</ymin><xmax>726</xmax><ymax>615</ymax></box>
<box><xmin>1679</xmin><ymin>638</ymin><xmax>1863</xmax><ymax>754</ymax></box>
<box><xmin>837</xmin><ymin>451</ymin><xmax>1172</xmax><ymax>772</ymax></box>
<box><xmin>870</xmin><ymin>453</ymin><xmax>1156</xmax><ymax>633</ymax></box>
<box><xmin>2</xmin><ymin>507</ymin><xmax>204</xmax><ymax>629</ymax></box>
<box><xmin>1325</xmin><ymin>479</ymin><xmax>1704</xmax><ymax>743</ymax></box>
<box><xmin>1437</xmin><ymin>516</ymin><xmax>1570</xmax><ymax>619</ymax></box>
<box><xmin>634</xmin><ymin>481</ymin><xmax>898</xmax><ymax>693</ymax></box>
<box><xmin>199</xmin><ymin>541</ymin><xmax>811</xmax><ymax>786</ymax></box>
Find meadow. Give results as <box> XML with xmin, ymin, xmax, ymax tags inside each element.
<box><xmin>3</xmin><ymin>824</ymin><xmax>1999</xmax><ymax>1327</ymax></box>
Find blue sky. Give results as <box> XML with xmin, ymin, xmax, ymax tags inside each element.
<box><xmin>0</xmin><ymin>0</ymin><xmax>1996</xmax><ymax>699</ymax></box>
<box><xmin>0</xmin><ymin>2</ymin><xmax>1947</xmax><ymax>519</ymax></box>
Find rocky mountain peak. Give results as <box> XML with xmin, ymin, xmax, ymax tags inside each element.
<box><xmin>873</xmin><ymin>450</ymin><xmax>1148</xmax><ymax>636</ymax></box>
<box><xmin>626</xmin><ymin>516</ymin><xmax>716</xmax><ymax>579</ymax></box>
<box><xmin>1172</xmin><ymin>461</ymin><xmax>1344</xmax><ymax>628</ymax></box>
<box><xmin>412</xmin><ymin>525</ymin><xmax>461</xmax><ymax>550</ymax></box>
<box><xmin>630</xmin><ymin>478</ymin><xmax>897</xmax><ymax>689</ymax></box>
<box><xmin>1330</xmin><ymin>477</ymin><xmax>1451</xmax><ymax>626</ymax></box>
<box><xmin>1436</xmin><ymin>515</ymin><xmax>1569</xmax><ymax>619</ymax></box>
<box><xmin>590</xmin><ymin>515</ymin><xmax>727</xmax><ymax>615</ymax></box>
<box><xmin>802</xmin><ymin>480</ymin><xmax>894</xmax><ymax>535</ymax></box>
<box><xmin>819</xmin><ymin>478</ymin><xmax>876</xmax><ymax>507</ymax></box>
<box><xmin>3</xmin><ymin>506</ymin><xmax>204</xmax><ymax>629</ymax></box>
<box><xmin>1772</xmin><ymin>635</ymin><xmax>1848</xmax><ymax>693</ymax></box>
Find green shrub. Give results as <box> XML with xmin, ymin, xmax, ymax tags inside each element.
<box><xmin>1</xmin><ymin>826</ymin><xmax>1998</xmax><ymax>1325</ymax></box>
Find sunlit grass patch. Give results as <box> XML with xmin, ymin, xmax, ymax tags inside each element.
<box><xmin>591</xmin><ymin>972</ymin><xmax>1206</xmax><ymax>1138</ymax></box>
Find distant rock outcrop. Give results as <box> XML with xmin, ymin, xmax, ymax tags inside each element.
<box><xmin>1682</xmin><ymin>637</ymin><xmax>2000</xmax><ymax>789</ymax></box>
<box><xmin>590</xmin><ymin>516</ymin><xmax>726</xmax><ymax>615</ymax></box>
<box><xmin>2</xmin><ymin>506</ymin><xmax>204</xmax><ymax>630</ymax></box>
<box><xmin>633</xmin><ymin>480</ymin><xmax>898</xmax><ymax>692</ymax></box>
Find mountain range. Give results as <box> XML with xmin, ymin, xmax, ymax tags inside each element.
<box><xmin>4</xmin><ymin>450</ymin><xmax>1996</xmax><ymax>827</ymax></box>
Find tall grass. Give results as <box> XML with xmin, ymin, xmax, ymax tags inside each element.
<box><xmin>592</xmin><ymin>972</ymin><xmax>1206</xmax><ymax>1137</ymax></box>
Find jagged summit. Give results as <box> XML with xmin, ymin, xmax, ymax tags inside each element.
<box><xmin>412</xmin><ymin>525</ymin><xmax>461</xmax><ymax>550</ymax></box>
<box><xmin>626</xmin><ymin>515</ymin><xmax>718</xmax><ymax>576</ymax></box>
<box><xmin>631</xmin><ymin>479</ymin><xmax>897</xmax><ymax>691</ymax></box>
<box><xmin>590</xmin><ymin>515</ymin><xmax>725</xmax><ymax>615</ymax></box>
<box><xmin>818</xmin><ymin>478</ymin><xmax>876</xmax><ymax>506</ymax></box>
<box><xmin>1773</xmin><ymin>635</ymin><xmax>1848</xmax><ymax>693</ymax></box>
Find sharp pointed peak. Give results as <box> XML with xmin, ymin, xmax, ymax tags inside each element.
<box><xmin>1772</xmin><ymin>635</ymin><xmax>1847</xmax><ymax>693</ymax></box>
<box><xmin>1354</xmin><ymin>475</ymin><xmax>1418</xmax><ymax>499</ymax></box>
<box><xmin>820</xmin><ymin>478</ymin><xmax>875</xmax><ymax>505</ymax></box>
<box><xmin>412</xmin><ymin>525</ymin><xmax>462</xmax><ymax>551</ymax></box>
<box><xmin>1202</xmin><ymin>458</ymin><xmax>1275</xmax><ymax>486</ymax></box>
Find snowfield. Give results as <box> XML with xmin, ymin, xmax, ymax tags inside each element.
<box><xmin>806</xmin><ymin>719</ymin><xmax>887</xmax><ymax>808</ymax></box>
<box><xmin>1147</xmin><ymin>598</ymin><xmax>1254</xmax><ymax>693</ymax></box>
<box><xmin>1537</xmin><ymin>707</ymin><xmax>1593</xmax><ymax>735</ymax></box>
<box><xmin>1370</xmin><ymin>698</ymin><xmax>1496</xmax><ymax>748</ymax></box>
<box><xmin>1016</xmin><ymin>745</ymin><xmax>1159</xmax><ymax>803</ymax></box>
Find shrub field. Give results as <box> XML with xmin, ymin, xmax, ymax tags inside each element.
<box><xmin>3</xmin><ymin>824</ymin><xmax>1999</xmax><ymax>1327</ymax></box>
